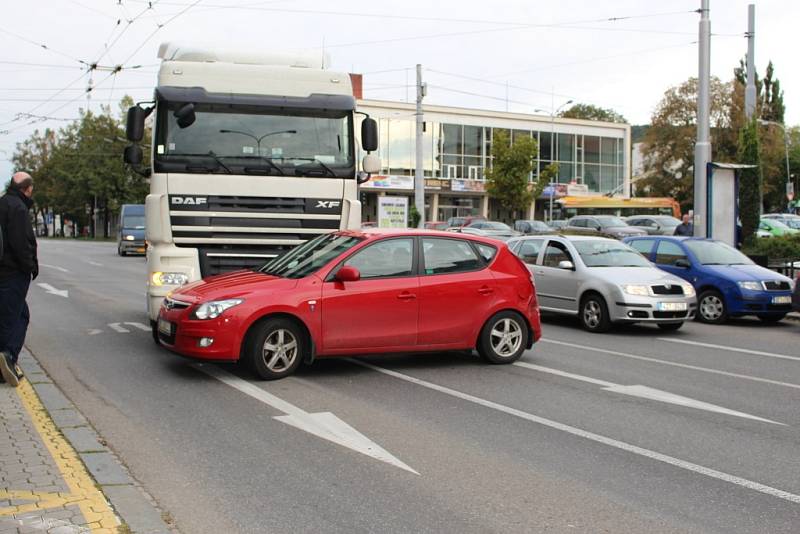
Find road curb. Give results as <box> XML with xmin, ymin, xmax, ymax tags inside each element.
<box><xmin>787</xmin><ymin>312</ymin><xmax>800</xmax><ymax>323</ymax></box>
<box><xmin>18</xmin><ymin>347</ymin><xmax>177</xmax><ymax>534</ymax></box>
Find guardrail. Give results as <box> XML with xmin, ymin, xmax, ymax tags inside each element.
<box><xmin>767</xmin><ymin>257</ymin><xmax>799</xmax><ymax>279</ymax></box>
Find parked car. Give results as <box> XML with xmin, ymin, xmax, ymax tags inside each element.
<box><xmin>565</xmin><ymin>215</ymin><xmax>648</xmax><ymax>239</ymax></box>
<box><xmin>507</xmin><ymin>235</ymin><xmax>696</xmax><ymax>333</ymax></box>
<box><xmin>117</xmin><ymin>204</ymin><xmax>145</xmax><ymax>256</ymax></box>
<box><xmin>424</xmin><ymin>221</ymin><xmax>450</xmax><ymax>231</ymax></box>
<box><xmin>546</xmin><ymin>219</ymin><xmax>568</xmax><ymax>230</ymax></box>
<box><xmin>624</xmin><ymin>236</ymin><xmax>795</xmax><ymax>324</ymax></box>
<box><xmin>447</xmin><ymin>215</ymin><xmax>486</xmax><ymax>228</ymax></box>
<box><xmin>460</xmin><ymin>221</ymin><xmax>521</xmax><ymax>241</ymax></box>
<box><xmin>156</xmin><ymin>229</ymin><xmax>542</xmax><ymax>379</ymax></box>
<box><xmin>759</xmin><ymin>218</ymin><xmax>799</xmax><ymax>237</ymax></box>
<box><xmin>514</xmin><ymin>220</ymin><xmax>552</xmax><ymax>235</ymax></box>
<box><xmin>762</xmin><ymin>213</ymin><xmax>800</xmax><ymax>230</ymax></box>
<box><xmin>624</xmin><ymin>215</ymin><xmax>682</xmax><ymax>235</ymax></box>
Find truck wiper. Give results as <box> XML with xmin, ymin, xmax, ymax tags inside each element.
<box><xmin>293</xmin><ymin>157</ymin><xmax>337</xmax><ymax>177</ymax></box>
<box><xmin>238</xmin><ymin>156</ymin><xmax>286</xmax><ymax>176</ymax></box>
<box><xmin>207</xmin><ymin>151</ymin><xmax>233</xmax><ymax>174</ymax></box>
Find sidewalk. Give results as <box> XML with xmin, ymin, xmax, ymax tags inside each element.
<box><xmin>1</xmin><ymin>350</ymin><xmax>174</xmax><ymax>534</ymax></box>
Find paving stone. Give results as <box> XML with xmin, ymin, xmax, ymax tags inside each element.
<box><xmin>61</xmin><ymin>427</ymin><xmax>103</xmax><ymax>453</ymax></box>
<box><xmin>101</xmin><ymin>485</ymin><xmax>172</xmax><ymax>534</ymax></box>
<box><xmin>47</xmin><ymin>410</ymin><xmax>88</xmax><ymax>429</ymax></box>
<box><xmin>77</xmin><ymin>452</ymin><xmax>129</xmax><ymax>486</ymax></box>
<box><xmin>30</xmin><ymin>383</ymin><xmax>73</xmax><ymax>411</ymax></box>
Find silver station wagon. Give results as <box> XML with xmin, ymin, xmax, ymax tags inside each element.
<box><xmin>507</xmin><ymin>235</ymin><xmax>697</xmax><ymax>333</ymax></box>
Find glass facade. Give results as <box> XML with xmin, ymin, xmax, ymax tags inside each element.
<box><xmin>374</xmin><ymin>117</ymin><xmax>626</xmax><ymax>195</ymax></box>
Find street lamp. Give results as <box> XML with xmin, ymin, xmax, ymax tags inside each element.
<box><xmin>758</xmin><ymin>119</ymin><xmax>793</xmax><ymax>211</ymax></box>
<box><xmin>547</xmin><ymin>99</ymin><xmax>573</xmax><ymax>222</ymax></box>
<box><xmin>218</xmin><ymin>129</ymin><xmax>297</xmax><ymax>157</ymax></box>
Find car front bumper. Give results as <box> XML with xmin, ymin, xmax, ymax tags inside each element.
<box><xmin>610</xmin><ymin>295</ymin><xmax>697</xmax><ymax>323</ymax></box>
<box><xmin>157</xmin><ymin>305</ymin><xmax>241</xmax><ymax>361</ymax></box>
<box><xmin>119</xmin><ymin>240</ymin><xmax>146</xmax><ymax>254</ymax></box>
<box><xmin>729</xmin><ymin>290</ymin><xmax>794</xmax><ymax>316</ymax></box>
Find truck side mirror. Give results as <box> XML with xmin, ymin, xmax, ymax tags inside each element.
<box><xmin>174</xmin><ymin>103</ymin><xmax>196</xmax><ymax>129</ymax></box>
<box><xmin>126</xmin><ymin>106</ymin><xmax>146</xmax><ymax>142</ymax></box>
<box><xmin>361</xmin><ymin>117</ymin><xmax>378</xmax><ymax>152</ymax></box>
<box><xmin>124</xmin><ymin>145</ymin><xmax>143</xmax><ymax>165</ymax></box>
<box><xmin>362</xmin><ymin>154</ymin><xmax>380</xmax><ymax>174</ymax></box>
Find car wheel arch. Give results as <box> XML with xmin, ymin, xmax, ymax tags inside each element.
<box><xmin>474</xmin><ymin>308</ymin><xmax>534</xmax><ymax>351</ymax></box>
<box><xmin>239</xmin><ymin>312</ymin><xmax>316</xmax><ymax>364</ymax></box>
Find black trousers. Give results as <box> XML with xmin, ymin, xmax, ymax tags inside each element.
<box><xmin>0</xmin><ymin>271</ymin><xmax>31</xmax><ymax>364</ymax></box>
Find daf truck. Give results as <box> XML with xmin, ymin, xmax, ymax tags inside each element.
<box><xmin>123</xmin><ymin>43</ymin><xmax>379</xmax><ymax>331</ymax></box>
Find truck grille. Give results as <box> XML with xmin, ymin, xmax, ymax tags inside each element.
<box><xmin>169</xmin><ymin>194</ymin><xmax>343</xmax><ymax>277</ymax></box>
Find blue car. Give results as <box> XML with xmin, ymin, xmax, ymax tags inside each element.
<box><xmin>623</xmin><ymin>236</ymin><xmax>795</xmax><ymax>324</ymax></box>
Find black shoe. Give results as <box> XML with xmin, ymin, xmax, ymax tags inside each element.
<box><xmin>0</xmin><ymin>351</ymin><xmax>19</xmax><ymax>387</ymax></box>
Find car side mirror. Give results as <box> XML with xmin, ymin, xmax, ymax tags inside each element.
<box><xmin>335</xmin><ymin>265</ymin><xmax>361</xmax><ymax>282</ymax></box>
<box><xmin>674</xmin><ymin>259</ymin><xmax>691</xmax><ymax>268</ymax></box>
<box><xmin>558</xmin><ymin>260</ymin><xmax>574</xmax><ymax>270</ymax></box>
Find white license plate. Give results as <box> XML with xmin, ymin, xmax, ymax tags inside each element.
<box><xmin>157</xmin><ymin>318</ymin><xmax>172</xmax><ymax>335</ymax></box>
<box><xmin>772</xmin><ymin>295</ymin><xmax>792</xmax><ymax>305</ymax></box>
<box><xmin>657</xmin><ymin>302</ymin><xmax>688</xmax><ymax>311</ymax></box>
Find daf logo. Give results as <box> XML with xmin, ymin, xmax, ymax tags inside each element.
<box><xmin>316</xmin><ymin>200</ymin><xmax>341</xmax><ymax>209</ymax></box>
<box><xmin>171</xmin><ymin>196</ymin><xmax>207</xmax><ymax>206</ymax></box>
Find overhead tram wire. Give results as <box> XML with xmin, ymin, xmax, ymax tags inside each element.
<box><xmin>0</xmin><ymin>25</ymin><xmax>89</xmax><ymax>67</ymax></box>
<box><xmin>0</xmin><ymin>70</ymin><xmax>90</xmax><ymax>128</ymax></box>
<box><xmin>93</xmin><ymin>0</ymin><xmax>163</xmax><ymax>66</ymax></box>
<box><xmin>118</xmin><ymin>0</ymin><xmax>203</xmax><ymax>66</ymax></box>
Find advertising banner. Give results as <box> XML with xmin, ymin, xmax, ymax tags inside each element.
<box><xmin>378</xmin><ymin>196</ymin><xmax>409</xmax><ymax>228</ymax></box>
<box><xmin>361</xmin><ymin>175</ymin><xmax>414</xmax><ymax>190</ymax></box>
<box><xmin>450</xmin><ymin>179</ymin><xmax>485</xmax><ymax>193</ymax></box>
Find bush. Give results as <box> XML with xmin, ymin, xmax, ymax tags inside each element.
<box><xmin>742</xmin><ymin>233</ymin><xmax>800</xmax><ymax>259</ymax></box>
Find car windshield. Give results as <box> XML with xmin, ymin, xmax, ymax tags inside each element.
<box><xmin>764</xmin><ymin>219</ymin><xmax>791</xmax><ymax>229</ymax></box>
<box><xmin>573</xmin><ymin>240</ymin><xmax>651</xmax><ymax>267</ymax></box>
<box><xmin>259</xmin><ymin>233</ymin><xmax>363</xmax><ymax>279</ymax></box>
<box><xmin>122</xmin><ymin>216</ymin><xmax>145</xmax><ymax>229</ymax></box>
<box><xmin>684</xmin><ymin>240</ymin><xmax>753</xmax><ymax>265</ymax></box>
<box><xmin>595</xmin><ymin>216</ymin><xmax>628</xmax><ymax>227</ymax></box>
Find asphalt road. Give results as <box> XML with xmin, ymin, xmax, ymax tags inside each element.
<box><xmin>23</xmin><ymin>239</ymin><xmax>800</xmax><ymax>533</ymax></box>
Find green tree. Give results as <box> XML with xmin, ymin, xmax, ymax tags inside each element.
<box><xmin>559</xmin><ymin>103</ymin><xmax>627</xmax><ymax>124</ymax></box>
<box><xmin>738</xmin><ymin>118</ymin><xmax>761</xmax><ymax>246</ymax></box>
<box><xmin>484</xmin><ymin>130</ymin><xmax>538</xmax><ymax>222</ymax></box>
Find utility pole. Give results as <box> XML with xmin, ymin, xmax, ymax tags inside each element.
<box><xmin>693</xmin><ymin>0</ymin><xmax>711</xmax><ymax>238</ymax></box>
<box><xmin>415</xmin><ymin>64</ymin><xmax>426</xmax><ymax>227</ymax></box>
<box><xmin>744</xmin><ymin>5</ymin><xmax>756</xmax><ymax>119</ymax></box>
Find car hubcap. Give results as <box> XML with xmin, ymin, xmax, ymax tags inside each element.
<box><xmin>490</xmin><ymin>318</ymin><xmax>522</xmax><ymax>357</ymax></box>
<box><xmin>584</xmin><ymin>301</ymin><xmax>601</xmax><ymax>328</ymax></box>
<box><xmin>701</xmin><ymin>296</ymin><xmax>723</xmax><ymax>320</ymax></box>
<box><xmin>262</xmin><ymin>329</ymin><xmax>298</xmax><ymax>372</ymax></box>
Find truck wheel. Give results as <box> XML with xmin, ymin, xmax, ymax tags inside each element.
<box><xmin>580</xmin><ymin>294</ymin><xmax>612</xmax><ymax>333</ymax></box>
<box><xmin>247</xmin><ymin>318</ymin><xmax>305</xmax><ymax>380</ymax></box>
<box><xmin>478</xmin><ymin>311</ymin><xmax>528</xmax><ymax>364</ymax></box>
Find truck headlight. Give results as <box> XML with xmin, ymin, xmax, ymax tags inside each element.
<box><xmin>192</xmin><ymin>299</ymin><xmax>243</xmax><ymax>320</ymax></box>
<box><xmin>151</xmin><ymin>272</ymin><xmax>189</xmax><ymax>287</ymax></box>
<box><xmin>622</xmin><ymin>284</ymin><xmax>650</xmax><ymax>296</ymax></box>
<box><xmin>737</xmin><ymin>281</ymin><xmax>761</xmax><ymax>291</ymax></box>
<box><xmin>680</xmin><ymin>283</ymin><xmax>696</xmax><ymax>297</ymax></box>
<box><xmin>125</xmin><ymin>235</ymin><xmax>135</xmax><ymax>241</ymax></box>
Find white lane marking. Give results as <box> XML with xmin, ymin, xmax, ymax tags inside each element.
<box><xmin>541</xmin><ymin>339</ymin><xmax>800</xmax><ymax>391</ymax></box>
<box><xmin>351</xmin><ymin>359</ymin><xmax>800</xmax><ymax>505</ymax></box>
<box><xmin>107</xmin><ymin>323</ymin><xmax>130</xmax><ymax>333</ymax></box>
<box><xmin>514</xmin><ymin>362</ymin><xmax>782</xmax><ymax>425</ymax></box>
<box><xmin>39</xmin><ymin>263</ymin><xmax>70</xmax><ymax>273</ymax></box>
<box><xmin>87</xmin><ymin>329</ymin><xmax>103</xmax><ymax>336</ymax></box>
<box><xmin>197</xmin><ymin>364</ymin><xmax>418</xmax><ymax>475</ymax></box>
<box><xmin>657</xmin><ymin>338</ymin><xmax>800</xmax><ymax>363</ymax></box>
<box><xmin>36</xmin><ymin>283</ymin><xmax>69</xmax><ymax>298</ymax></box>
<box><xmin>124</xmin><ymin>322</ymin><xmax>151</xmax><ymax>332</ymax></box>
<box><xmin>86</xmin><ymin>260</ymin><xmax>104</xmax><ymax>267</ymax></box>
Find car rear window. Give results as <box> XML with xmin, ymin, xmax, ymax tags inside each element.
<box><xmin>422</xmin><ymin>238</ymin><xmax>482</xmax><ymax>275</ymax></box>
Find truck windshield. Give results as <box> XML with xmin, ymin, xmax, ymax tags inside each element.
<box><xmin>155</xmin><ymin>102</ymin><xmax>354</xmax><ymax>178</ymax></box>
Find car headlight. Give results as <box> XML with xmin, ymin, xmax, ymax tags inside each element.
<box><xmin>192</xmin><ymin>299</ymin><xmax>244</xmax><ymax>320</ymax></box>
<box><xmin>151</xmin><ymin>271</ymin><xmax>189</xmax><ymax>287</ymax></box>
<box><xmin>125</xmin><ymin>235</ymin><xmax>135</xmax><ymax>241</ymax></box>
<box><xmin>622</xmin><ymin>284</ymin><xmax>650</xmax><ymax>296</ymax></box>
<box><xmin>680</xmin><ymin>282</ymin><xmax>696</xmax><ymax>297</ymax></box>
<box><xmin>737</xmin><ymin>281</ymin><xmax>762</xmax><ymax>291</ymax></box>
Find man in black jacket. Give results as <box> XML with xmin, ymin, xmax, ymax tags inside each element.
<box><xmin>0</xmin><ymin>172</ymin><xmax>38</xmax><ymax>387</ymax></box>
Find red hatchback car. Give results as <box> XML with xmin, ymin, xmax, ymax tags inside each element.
<box><xmin>157</xmin><ymin>229</ymin><xmax>542</xmax><ymax>380</ymax></box>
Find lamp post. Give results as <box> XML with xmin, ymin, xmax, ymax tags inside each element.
<box><xmin>758</xmin><ymin>119</ymin><xmax>793</xmax><ymax>211</ymax></box>
<box><xmin>547</xmin><ymin>99</ymin><xmax>573</xmax><ymax>222</ymax></box>
<box><xmin>218</xmin><ymin>129</ymin><xmax>297</xmax><ymax>157</ymax></box>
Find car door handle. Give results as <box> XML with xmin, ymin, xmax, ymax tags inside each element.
<box><xmin>397</xmin><ymin>292</ymin><xmax>417</xmax><ymax>301</ymax></box>
<box><xmin>478</xmin><ymin>286</ymin><xmax>494</xmax><ymax>295</ymax></box>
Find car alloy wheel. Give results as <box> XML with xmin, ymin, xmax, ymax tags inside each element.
<box><xmin>248</xmin><ymin>318</ymin><xmax>305</xmax><ymax>380</ymax></box>
<box><xmin>478</xmin><ymin>311</ymin><xmax>528</xmax><ymax>364</ymax></box>
<box><xmin>262</xmin><ymin>329</ymin><xmax>298</xmax><ymax>373</ymax></box>
<box><xmin>580</xmin><ymin>294</ymin><xmax>612</xmax><ymax>333</ymax></box>
<box><xmin>697</xmin><ymin>290</ymin><xmax>726</xmax><ymax>324</ymax></box>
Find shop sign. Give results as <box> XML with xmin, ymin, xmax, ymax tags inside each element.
<box><xmin>361</xmin><ymin>174</ymin><xmax>414</xmax><ymax>190</ymax></box>
<box><xmin>378</xmin><ymin>196</ymin><xmax>409</xmax><ymax>228</ymax></box>
<box><xmin>567</xmin><ymin>183</ymin><xmax>589</xmax><ymax>196</ymax></box>
<box><xmin>425</xmin><ymin>178</ymin><xmax>451</xmax><ymax>191</ymax></box>
<box><xmin>450</xmin><ymin>179</ymin><xmax>485</xmax><ymax>193</ymax></box>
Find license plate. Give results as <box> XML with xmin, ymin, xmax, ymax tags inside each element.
<box><xmin>157</xmin><ymin>318</ymin><xmax>172</xmax><ymax>335</ymax></box>
<box><xmin>657</xmin><ymin>302</ymin><xmax>687</xmax><ymax>311</ymax></box>
<box><xmin>136</xmin><ymin>247</ymin><xmax>145</xmax><ymax>253</ymax></box>
<box><xmin>772</xmin><ymin>295</ymin><xmax>792</xmax><ymax>305</ymax></box>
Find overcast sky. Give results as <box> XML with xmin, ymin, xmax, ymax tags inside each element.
<box><xmin>1</xmin><ymin>0</ymin><xmax>797</xmax><ymax>179</ymax></box>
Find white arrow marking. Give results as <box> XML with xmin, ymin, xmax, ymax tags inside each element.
<box><xmin>352</xmin><ymin>360</ymin><xmax>800</xmax><ymax>505</ymax></box>
<box><xmin>39</xmin><ymin>263</ymin><xmax>70</xmax><ymax>273</ymax></box>
<box><xmin>514</xmin><ymin>362</ymin><xmax>783</xmax><ymax>425</ymax></box>
<box><xmin>124</xmin><ymin>322</ymin><xmax>151</xmax><ymax>332</ymax></box>
<box><xmin>86</xmin><ymin>260</ymin><xmax>104</xmax><ymax>267</ymax></box>
<box><xmin>36</xmin><ymin>283</ymin><xmax>69</xmax><ymax>298</ymax></box>
<box><xmin>87</xmin><ymin>329</ymin><xmax>103</xmax><ymax>336</ymax></box>
<box><xmin>197</xmin><ymin>364</ymin><xmax>418</xmax><ymax>474</ymax></box>
<box><xmin>108</xmin><ymin>323</ymin><xmax>130</xmax><ymax>333</ymax></box>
